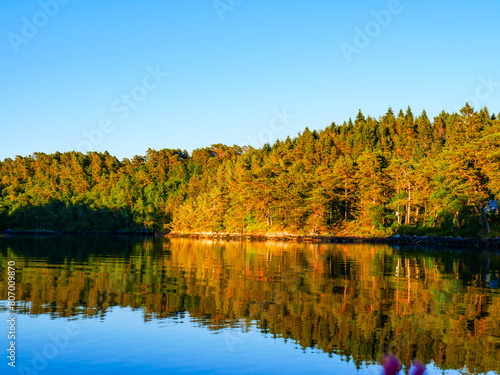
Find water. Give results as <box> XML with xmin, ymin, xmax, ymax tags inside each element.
<box><xmin>0</xmin><ymin>236</ymin><xmax>499</xmax><ymax>374</ymax></box>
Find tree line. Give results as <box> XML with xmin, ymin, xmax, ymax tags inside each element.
<box><xmin>1</xmin><ymin>104</ymin><xmax>499</xmax><ymax>236</ymax></box>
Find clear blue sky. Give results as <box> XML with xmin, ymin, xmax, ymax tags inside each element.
<box><xmin>1</xmin><ymin>0</ymin><xmax>499</xmax><ymax>160</ymax></box>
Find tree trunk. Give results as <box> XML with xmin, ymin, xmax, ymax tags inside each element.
<box><xmin>406</xmin><ymin>182</ymin><xmax>411</xmax><ymax>225</ymax></box>
<box><xmin>330</xmin><ymin>199</ymin><xmax>333</xmax><ymax>225</ymax></box>
<box><xmin>482</xmin><ymin>211</ymin><xmax>491</xmax><ymax>233</ymax></box>
<box><xmin>344</xmin><ymin>180</ymin><xmax>348</xmax><ymax>221</ymax></box>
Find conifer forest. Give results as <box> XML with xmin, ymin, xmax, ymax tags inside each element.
<box><xmin>1</xmin><ymin>104</ymin><xmax>499</xmax><ymax>237</ymax></box>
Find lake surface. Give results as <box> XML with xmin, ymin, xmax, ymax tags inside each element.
<box><xmin>0</xmin><ymin>236</ymin><xmax>499</xmax><ymax>374</ymax></box>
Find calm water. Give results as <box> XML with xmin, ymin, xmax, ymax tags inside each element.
<box><xmin>0</xmin><ymin>236</ymin><xmax>499</xmax><ymax>374</ymax></box>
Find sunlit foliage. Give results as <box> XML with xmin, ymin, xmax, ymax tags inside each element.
<box><xmin>1</xmin><ymin>105</ymin><xmax>499</xmax><ymax>236</ymax></box>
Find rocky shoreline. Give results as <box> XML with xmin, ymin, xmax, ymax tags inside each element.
<box><xmin>167</xmin><ymin>232</ymin><xmax>500</xmax><ymax>249</ymax></box>
<box><xmin>1</xmin><ymin>229</ymin><xmax>499</xmax><ymax>249</ymax></box>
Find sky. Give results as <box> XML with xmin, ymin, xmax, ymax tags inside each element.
<box><xmin>1</xmin><ymin>0</ymin><xmax>499</xmax><ymax>161</ymax></box>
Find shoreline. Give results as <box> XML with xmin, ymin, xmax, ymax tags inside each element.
<box><xmin>0</xmin><ymin>229</ymin><xmax>155</xmax><ymax>236</ymax></box>
<box><xmin>168</xmin><ymin>232</ymin><xmax>500</xmax><ymax>249</ymax></box>
<box><xmin>1</xmin><ymin>230</ymin><xmax>499</xmax><ymax>249</ymax></box>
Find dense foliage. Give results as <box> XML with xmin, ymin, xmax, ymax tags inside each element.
<box><xmin>1</xmin><ymin>104</ymin><xmax>499</xmax><ymax>235</ymax></box>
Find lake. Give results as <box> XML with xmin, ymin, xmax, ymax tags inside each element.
<box><xmin>0</xmin><ymin>236</ymin><xmax>499</xmax><ymax>374</ymax></box>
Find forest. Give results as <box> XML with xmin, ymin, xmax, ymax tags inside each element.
<box><xmin>1</xmin><ymin>104</ymin><xmax>499</xmax><ymax>237</ymax></box>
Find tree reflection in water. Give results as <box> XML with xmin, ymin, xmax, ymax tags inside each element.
<box><xmin>0</xmin><ymin>236</ymin><xmax>499</xmax><ymax>374</ymax></box>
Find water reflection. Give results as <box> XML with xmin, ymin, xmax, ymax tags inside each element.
<box><xmin>0</xmin><ymin>236</ymin><xmax>499</xmax><ymax>374</ymax></box>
